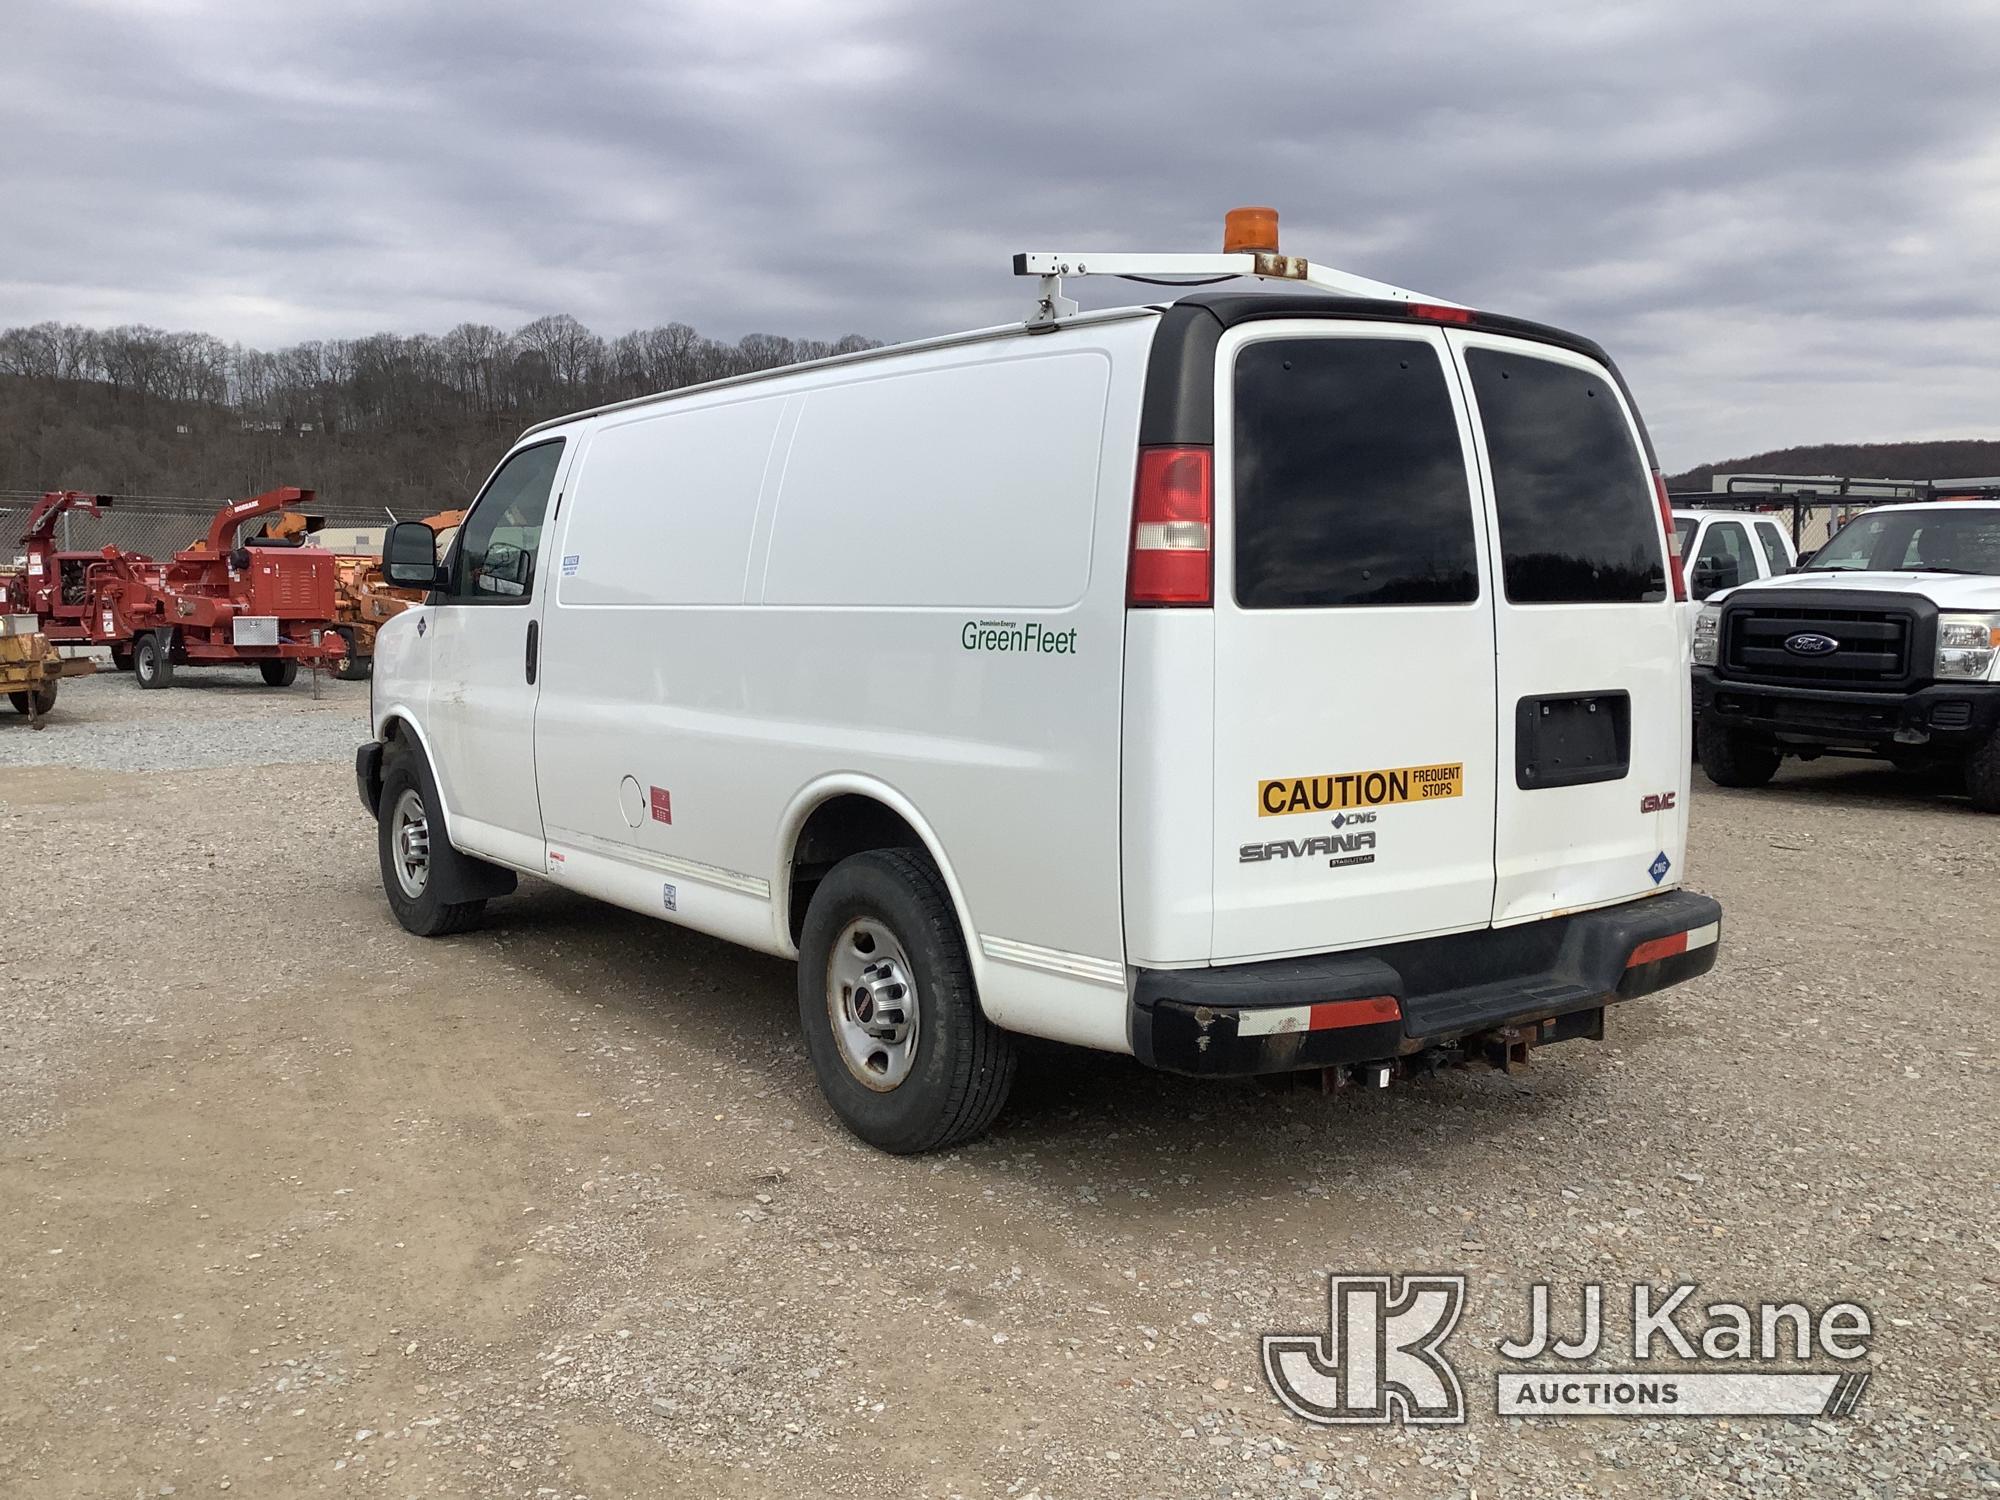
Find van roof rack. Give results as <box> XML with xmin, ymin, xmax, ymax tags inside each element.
<box><xmin>1014</xmin><ymin>207</ymin><xmax>1462</xmax><ymax>326</ymax></box>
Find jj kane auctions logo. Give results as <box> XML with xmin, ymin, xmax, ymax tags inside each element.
<box><xmin>1264</xmin><ymin>1275</ymin><xmax>1873</xmax><ymax>1424</ymax></box>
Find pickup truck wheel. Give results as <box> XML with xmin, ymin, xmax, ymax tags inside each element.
<box><xmin>798</xmin><ymin>849</ymin><xmax>1016</xmax><ymax>1154</ymax></box>
<box><xmin>1697</xmin><ymin>717</ymin><xmax>1780</xmax><ymax>788</ymax></box>
<box><xmin>133</xmin><ymin>631</ymin><xmax>174</xmax><ymax>689</ymax></box>
<box><xmin>1967</xmin><ymin>730</ymin><xmax>2000</xmax><ymax>813</ymax></box>
<box><xmin>377</xmin><ymin>747</ymin><xmax>487</xmax><ymax>936</ymax></box>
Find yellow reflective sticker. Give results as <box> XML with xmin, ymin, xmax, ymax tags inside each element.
<box><xmin>1258</xmin><ymin>763</ymin><xmax>1464</xmax><ymax>817</ymax></box>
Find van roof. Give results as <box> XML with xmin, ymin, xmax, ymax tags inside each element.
<box><xmin>522</xmin><ymin>286</ymin><xmax>1632</xmax><ymax>451</ymax></box>
<box><xmin>1129</xmin><ymin>289</ymin><xmax>1642</xmax><ymax>456</ymax></box>
<box><xmin>520</xmin><ymin>303</ymin><xmax>1159</xmax><ymax>438</ymax></box>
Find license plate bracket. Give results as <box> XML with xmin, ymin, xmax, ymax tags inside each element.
<box><xmin>1516</xmin><ymin>691</ymin><xmax>1630</xmax><ymax>789</ymax></box>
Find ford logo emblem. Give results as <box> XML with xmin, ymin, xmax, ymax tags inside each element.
<box><xmin>1784</xmin><ymin>631</ymin><xmax>1840</xmax><ymax>656</ymax></box>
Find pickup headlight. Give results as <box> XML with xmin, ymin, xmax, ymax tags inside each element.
<box><xmin>1691</xmin><ymin>606</ymin><xmax>1721</xmax><ymax>667</ymax></box>
<box><xmin>1936</xmin><ymin>613</ymin><xmax>2000</xmax><ymax>680</ymax></box>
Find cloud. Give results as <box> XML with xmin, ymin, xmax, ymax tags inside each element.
<box><xmin>2</xmin><ymin>0</ymin><xmax>1996</xmax><ymax>463</ymax></box>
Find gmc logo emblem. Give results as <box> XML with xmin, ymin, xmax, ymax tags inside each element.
<box><xmin>1640</xmin><ymin>792</ymin><xmax>1678</xmax><ymax>814</ymax></box>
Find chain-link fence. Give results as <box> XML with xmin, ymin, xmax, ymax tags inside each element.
<box><xmin>1</xmin><ymin>492</ymin><xmax>393</xmax><ymax>561</ymax></box>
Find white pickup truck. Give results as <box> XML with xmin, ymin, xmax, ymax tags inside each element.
<box><xmin>1691</xmin><ymin>501</ymin><xmax>2000</xmax><ymax>809</ymax></box>
<box><xmin>1673</xmin><ymin>508</ymin><xmax>1797</xmax><ymax>630</ymax></box>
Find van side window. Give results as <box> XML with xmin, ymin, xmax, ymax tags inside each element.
<box><xmin>1753</xmin><ymin>520</ymin><xmax>1792</xmax><ymax>575</ymax></box>
<box><xmin>445</xmin><ymin>439</ymin><xmax>565</xmax><ymax>604</ymax></box>
<box><xmin>1232</xmin><ymin>339</ymin><xmax>1478</xmax><ymax>609</ymax></box>
<box><xmin>1466</xmin><ymin>351</ymin><xmax>1666</xmax><ymax>604</ymax></box>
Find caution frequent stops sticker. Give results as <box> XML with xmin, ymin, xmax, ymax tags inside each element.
<box><xmin>1259</xmin><ymin>763</ymin><xmax>1464</xmax><ymax>817</ymax></box>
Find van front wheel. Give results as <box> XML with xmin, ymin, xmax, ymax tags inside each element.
<box><xmin>376</xmin><ymin>746</ymin><xmax>487</xmax><ymax>937</ymax></box>
<box><xmin>797</xmin><ymin>849</ymin><xmax>1016</xmax><ymax>1154</ymax></box>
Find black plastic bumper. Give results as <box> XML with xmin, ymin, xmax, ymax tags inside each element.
<box><xmin>355</xmin><ymin>740</ymin><xmax>384</xmax><ymax>818</ymax></box>
<box><xmin>1692</xmin><ymin>668</ymin><xmax>2000</xmax><ymax>748</ymax></box>
<box><xmin>1131</xmin><ymin>889</ymin><xmax>1721</xmax><ymax>1077</ymax></box>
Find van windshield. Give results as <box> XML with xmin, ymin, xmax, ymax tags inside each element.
<box><xmin>1803</xmin><ymin>509</ymin><xmax>2000</xmax><ymax>575</ymax></box>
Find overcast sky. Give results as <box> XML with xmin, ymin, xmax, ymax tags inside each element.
<box><xmin>4</xmin><ymin>0</ymin><xmax>1998</xmax><ymax>466</ymax></box>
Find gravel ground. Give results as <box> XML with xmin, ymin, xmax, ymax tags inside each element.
<box><xmin>0</xmin><ymin>674</ymin><xmax>1994</xmax><ymax>1498</ymax></box>
<box><xmin>0</xmin><ymin>665</ymin><xmax>363</xmax><ymax>771</ymax></box>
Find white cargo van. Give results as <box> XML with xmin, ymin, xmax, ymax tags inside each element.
<box><xmin>358</xmin><ymin>223</ymin><xmax>1722</xmax><ymax>1152</ymax></box>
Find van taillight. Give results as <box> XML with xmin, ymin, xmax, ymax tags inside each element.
<box><xmin>1130</xmin><ymin>446</ymin><xmax>1213</xmax><ymax>607</ymax></box>
<box><xmin>1653</xmin><ymin>470</ymin><xmax>1686</xmax><ymax>602</ymax></box>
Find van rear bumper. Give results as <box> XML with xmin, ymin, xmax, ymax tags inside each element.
<box><xmin>1129</xmin><ymin>889</ymin><xmax>1721</xmax><ymax>1078</ymax></box>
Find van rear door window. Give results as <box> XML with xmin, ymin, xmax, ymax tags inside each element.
<box><xmin>1232</xmin><ymin>338</ymin><xmax>1478</xmax><ymax>609</ymax></box>
<box><xmin>1465</xmin><ymin>350</ymin><xmax>1665</xmax><ymax>604</ymax></box>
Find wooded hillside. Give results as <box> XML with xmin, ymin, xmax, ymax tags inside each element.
<box><xmin>0</xmin><ymin>316</ymin><xmax>878</xmax><ymax>512</ymax></box>
<box><xmin>4</xmin><ymin>315</ymin><xmax>1992</xmax><ymax>512</ymax></box>
<box><xmin>1666</xmin><ymin>440</ymin><xmax>2000</xmax><ymax>490</ymax></box>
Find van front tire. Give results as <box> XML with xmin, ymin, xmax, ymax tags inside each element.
<box><xmin>1697</xmin><ymin>717</ymin><xmax>1781</xmax><ymax>788</ymax></box>
<box><xmin>797</xmin><ymin>849</ymin><xmax>1016</xmax><ymax>1154</ymax></box>
<box><xmin>377</xmin><ymin>745</ymin><xmax>488</xmax><ymax>937</ymax></box>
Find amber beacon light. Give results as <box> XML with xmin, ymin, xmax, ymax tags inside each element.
<box><xmin>1222</xmin><ymin>206</ymin><xmax>1281</xmax><ymax>254</ymax></box>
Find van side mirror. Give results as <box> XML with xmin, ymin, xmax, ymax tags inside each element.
<box><xmin>383</xmin><ymin>521</ymin><xmax>442</xmax><ymax>588</ymax></box>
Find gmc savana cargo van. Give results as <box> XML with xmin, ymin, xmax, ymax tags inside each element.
<box><xmin>357</xmin><ymin>225</ymin><xmax>1722</xmax><ymax>1152</ymax></box>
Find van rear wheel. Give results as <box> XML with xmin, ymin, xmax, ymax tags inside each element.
<box><xmin>797</xmin><ymin>849</ymin><xmax>1015</xmax><ymax>1154</ymax></box>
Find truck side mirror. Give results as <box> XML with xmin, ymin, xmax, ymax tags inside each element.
<box><xmin>383</xmin><ymin>522</ymin><xmax>442</xmax><ymax>589</ymax></box>
<box><xmin>1689</xmin><ymin>559</ymin><xmax>1725</xmax><ymax>599</ymax></box>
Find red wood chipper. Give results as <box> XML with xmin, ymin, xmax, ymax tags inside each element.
<box><xmin>4</xmin><ymin>491</ymin><xmax>140</xmax><ymax>666</ymax></box>
<box><xmin>6</xmin><ymin>488</ymin><xmax>343</xmax><ymax>688</ymax></box>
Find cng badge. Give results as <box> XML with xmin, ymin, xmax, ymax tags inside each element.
<box><xmin>1260</xmin><ymin>763</ymin><xmax>1463</xmax><ymax>817</ymax></box>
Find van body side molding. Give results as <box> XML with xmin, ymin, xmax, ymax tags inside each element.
<box><xmin>980</xmin><ymin>935</ymin><xmax>1127</xmax><ymax>989</ymax></box>
<box><xmin>544</xmin><ymin>824</ymin><xmax>772</xmax><ymax>900</ymax></box>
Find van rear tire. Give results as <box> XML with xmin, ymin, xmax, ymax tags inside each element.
<box><xmin>797</xmin><ymin>849</ymin><xmax>1016</xmax><ymax>1154</ymax></box>
<box><xmin>1697</xmin><ymin>717</ymin><xmax>1781</xmax><ymax>788</ymax></box>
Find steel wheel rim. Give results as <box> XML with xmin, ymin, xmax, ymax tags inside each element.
<box><xmin>390</xmin><ymin>787</ymin><xmax>431</xmax><ymax>899</ymax></box>
<box><xmin>826</xmin><ymin>917</ymin><xmax>920</xmax><ymax>1091</ymax></box>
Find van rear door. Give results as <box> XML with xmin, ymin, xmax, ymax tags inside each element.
<box><xmin>1209</xmin><ymin>321</ymin><xmax>1500</xmax><ymax>961</ymax></box>
<box><xmin>1445</xmin><ymin>332</ymin><xmax>1686</xmax><ymax>924</ymax></box>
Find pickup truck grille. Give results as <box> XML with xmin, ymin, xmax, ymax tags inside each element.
<box><xmin>1721</xmin><ymin>604</ymin><xmax>1913</xmax><ymax>685</ymax></box>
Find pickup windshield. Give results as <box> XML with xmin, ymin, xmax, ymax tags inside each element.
<box><xmin>1804</xmin><ymin>509</ymin><xmax>2000</xmax><ymax>575</ymax></box>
